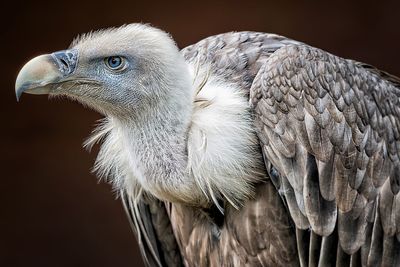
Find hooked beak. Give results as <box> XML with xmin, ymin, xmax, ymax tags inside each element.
<box><xmin>15</xmin><ymin>50</ymin><xmax>78</xmax><ymax>101</ymax></box>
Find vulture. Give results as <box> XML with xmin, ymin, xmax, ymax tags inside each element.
<box><xmin>15</xmin><ymin>24</ymin><xmax>400</xmax><ymax>267</ymax></box>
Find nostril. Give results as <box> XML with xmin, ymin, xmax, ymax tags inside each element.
<box><xmin>51</xmin><ymin>49</ymin><xmax>78</xmax><ymax>76</ymax></box>
<box><xmin>59</xmin><ymin>58</ymin><xmax>69</xmax><ymax>70</ymax></box>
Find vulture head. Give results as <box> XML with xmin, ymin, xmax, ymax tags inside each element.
<box><xmin>16</xmin><ymin>24</ymin><xmax>193</xmax><ymax>119</ymax></box>
<box><xmin>15</xmin><ymin>24</ymin><xmax>262</xmax><ymax>209</ymax></box>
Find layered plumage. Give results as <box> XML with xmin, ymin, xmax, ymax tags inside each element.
<box><xmin>16</xmin><ymin>24</ymin><xmax>400</xmax><ymax>266</ymax></box>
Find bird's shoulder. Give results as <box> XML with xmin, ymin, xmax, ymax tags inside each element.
<box><xmin>181</xmin><ymin>31</ymin><xmax>301</xmax><ymax>89</ymax></box>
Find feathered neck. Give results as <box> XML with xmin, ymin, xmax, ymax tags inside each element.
<box><xmin>85</xmin><ymin>64</ymin><xmax>265</xmax><ymax>209</ymax></box>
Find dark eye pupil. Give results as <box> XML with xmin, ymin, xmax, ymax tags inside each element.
<box><xmin>107</xmin><ymin>56</ymin><xmax>122</xmax><ymax>69</ymax></box>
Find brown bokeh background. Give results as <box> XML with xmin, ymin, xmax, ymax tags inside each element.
<box><xmin>1</xmin><ymin>0</ymin><xmax>400</xmax><ymax>266</ymax></box>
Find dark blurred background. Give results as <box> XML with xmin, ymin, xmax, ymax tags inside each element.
<box><xmin>1</xmin><ymin>0</ymin><xmax>399</xmax><ymax>266</ymax></box>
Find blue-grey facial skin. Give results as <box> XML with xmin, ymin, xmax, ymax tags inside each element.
<box><xmin>56</xmin><ymin>46</ymin><xmax>181</xmax><ymax>120</ymax></box>
<box><xmin>51</xmin><ymin>52</ymin><xmax>145</xmax><ymax>117</ymax></box>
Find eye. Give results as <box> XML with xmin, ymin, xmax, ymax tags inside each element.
<box><xmin>104</xmin><ymin>56</ymin><xmax>126</xmax><ymax>71</ymax></box>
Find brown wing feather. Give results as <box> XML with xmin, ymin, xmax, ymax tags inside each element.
<box><xmin>168</xmin><ymin>180</ymin><xmax>299</xmax><ymax>267</ymax></box>
<box><xmin>250</xmin><ymin>44</ymin><xmax>400</xmax><ymax>266</ymax></box>
<box><xmin>121</xmin><ymin>191</ymin><xmax>183</xmax><ymax>267</ymax></box>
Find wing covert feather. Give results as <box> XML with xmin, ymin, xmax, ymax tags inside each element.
<box><xmin>251</xmin><ymin>44</ymin><xmax>400</xmax><ymax>265</ymax></box>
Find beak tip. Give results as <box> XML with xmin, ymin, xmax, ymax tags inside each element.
<box><xmin>15</xmin><ymin>85</ymin><xmax>23</xmax><ymax>102</ymax></box>
<box><xmin>15</xmin><ymin>87</ymin><xmax>21</xmax><ymax>102</ymax></box>
<box><xmin>15</xmin><ymin>81</ymin><xmax>31</xmax><ymax>102</ymax></box>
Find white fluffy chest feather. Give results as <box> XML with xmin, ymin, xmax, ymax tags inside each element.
<box><xmin>86</xmin><ymin>71</ymin><xmax>264</xmax><ymax>208</ymax></box>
